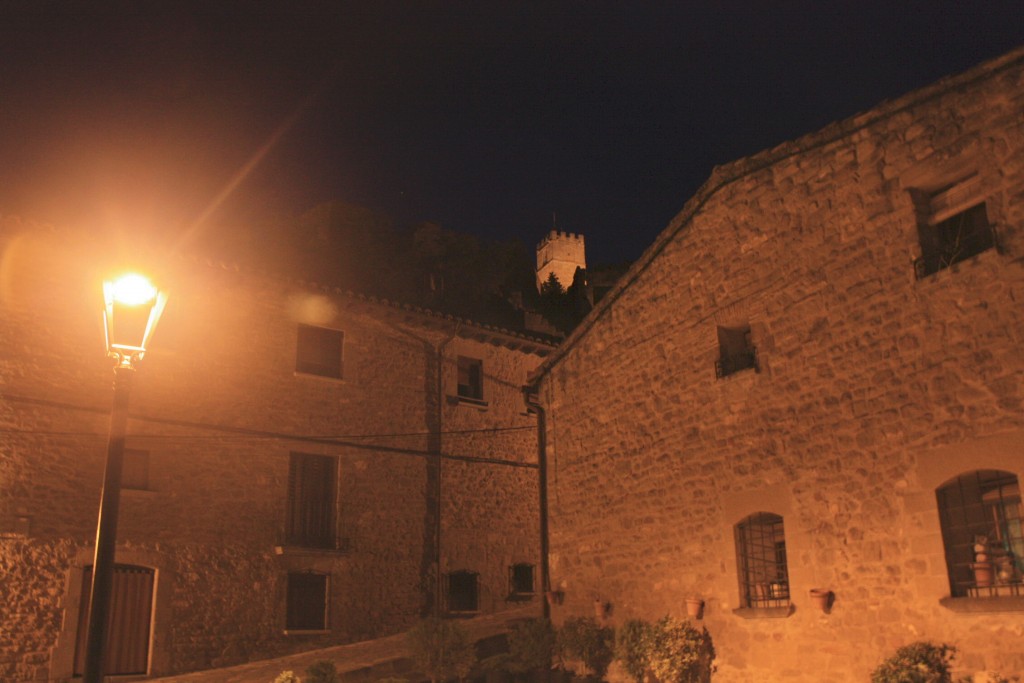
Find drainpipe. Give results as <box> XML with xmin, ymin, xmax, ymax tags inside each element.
<box><xmin>523</xmin><ymin>383</ymin><xmax>550</xmax><ymax>620</ymax></box>
<box><xmin>434</xmin><ymin>326</ymin><xmax>458</xmax><ymax>617</ymax></box>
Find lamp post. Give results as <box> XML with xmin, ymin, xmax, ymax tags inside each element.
<box><xmin>83</xmin><ymin>273</ymin><xmax>166</xmax><ymax>683</ymax></box>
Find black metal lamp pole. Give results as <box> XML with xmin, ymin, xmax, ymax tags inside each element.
<box><xmin>82</xmin><ymin>362</ymin><xmax>134</xmax><ymax>683</ymax></box>
<box><xmin>83</xmin><ymin>273</ymin><xmax>166</xmax><ymax>683</ymax></box>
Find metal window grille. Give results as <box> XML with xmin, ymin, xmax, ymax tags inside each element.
<box><xmin>735</xmin><ymin>513</ymin><xmax>790</xmax><ymax>608</ymax></box>
<box><xmin>936</xmin><ymin>470</ymin><xmax>1022</xmax><ymax>598</ymax></box>
<box><xmin>447</xmin><ymin>570</ymin><xmax>479</xmax><ymax>613</ymax></box>
<box><xmin>296</xmin><ymin>324</ymin><xmax>343</xmax><ymax>378</ymax></box>
<box><xmin>510</xmin><ymin>563</ymin><xmax>535</xmax><ymax>595</ymax></box>
<box><xmin>286</xmin><ymin>453</ymin><xmax>338</xmax><ymax>549</ymax></box>
<box><xmin>74</xmin><ymin>565</ymin><xmax>154</xmax><ymax>676</ymax></box>
<box><xmin>457</xmin><ymin>356</ymin><xmax>484</xmax><ymax>400</ymax></box>
<box><xmin>286</xmin><ymin>572</ymin><xmax>329</xmax><ymax>630</ymax></box>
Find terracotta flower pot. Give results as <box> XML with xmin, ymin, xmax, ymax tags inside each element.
<box><xmin>685</xmin><ymin>597</ymin><xmax>703</xmax><ymax>619</ymax></box>
<box><xmin>971</xmin><ymin>562</ymin><xmax>994</xmax><ymax>587</ymax></box>
<box><xmin>809</xmin><ymin>588</ymin><xmax>833</xmax><ymax>612</ymax></box>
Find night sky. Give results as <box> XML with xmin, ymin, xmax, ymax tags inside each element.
<box><xmin>1</xmin><ymin>2</ymin><xmax>1022</xmax><ymax>264</ymax></box>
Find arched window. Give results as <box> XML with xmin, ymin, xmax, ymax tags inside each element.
<box><xmin>936</xmin><ymin>470</ymin><xmax>1022</xmax><ymax>597</ymax></box>
<box><xmin>735</xmin><ymin>513</ymin><xmax>790</xmax><ymax>607</ymax></box>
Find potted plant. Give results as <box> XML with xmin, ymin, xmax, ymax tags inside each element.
<box><xmin>646</xmin><ymin>615</ymin><xmax>715</xmax><ymax>683</ymax></box>
<box><xmin>808</xmin><ymin>588</ymin><xmax>833</xmax><ymax>613</ymax></box>
<box><xmin>406</xmin><ymin>617</ymin><xmax>477</xmax><ymax>683</ymax></box>
<box><xmin>557</xmin><ymin>616</ymin><xmax>614</xmax><ymax>681</ymax></box>
<box><xmin>971</xmin><ymin>536</ymin><xmax>994</xmax><ymax>587</ymax></box>
<box><xmin>870</xmin><ymin>641</ymin><xmax>956</xmax><ymax>683</ymax></box>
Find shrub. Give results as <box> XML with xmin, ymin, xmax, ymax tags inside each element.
<box><xmin>407</xmin><ymin>617</ymin><xmax>477</xmax><ymax>683</ymax></box>
<box><xmin>274</xmin><ymin>672</ymin><xmax>301</xmax><ymax>683</ymax></box>
<box><xmin>558</xmin><ymin>616</ymin><xmax>614</xmax><ymax>679</ymax></box>
<box><xmin>871</xmin><ymin>642</ymin><xmax>956</xmax><ymax>683</ymax></box>
<box><xmin>507</xmin><ymin>618</ymin><xmax>556</xmax><ymax>674</ymax></box>
<box><xmin>646</xmin><ymin>616</ymin><xmax>715</xmax><ymax>683</ymax></box>
<box><xmin>306</xmin><ymin>660</ymin><xmax>340</xmax><ymax>683</ymax></box>
<box><xmin>615</xmin><ymin>619</ymin><xmax>654</xmax><ymax>683</ymax></box>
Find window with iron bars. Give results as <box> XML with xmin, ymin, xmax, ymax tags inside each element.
<box><xmin>285</xmin><ymin>453</ymin><xmax>338</xmax><ymax>549</ymax></box>
<box><xmin>936</xmin><ymin>470</ymin><xmax>1022</xmax><ymax>598</ymax></box>
<box><xmin>735</xmin><ymin>512</ymin><xmax>790</xmax><ymax>608</ymax></box>
<box><xmin>912</xmin><ymin>175</ymin><xmax>997</xmax><ymax>279</ymax></box>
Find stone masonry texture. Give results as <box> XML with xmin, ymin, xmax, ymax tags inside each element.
<box><xmin>0</xmin><ymin>222</ymin><xmax>550</xmax><ymax>682</ymax></box>
<box><xmin>535</xmin><ymin>48</ymin><xmax>1024</xmax><ymax>681</ymax></box>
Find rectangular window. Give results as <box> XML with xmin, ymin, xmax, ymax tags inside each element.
<box><xmin>74</xmin><ymin>565</ymin><xmax>154</xmax><ymax>676</ymax></box>
<box><xmin>296</xmin><ymin>324</ymin><xmax>343</xmax><ymax>379</ymax></box>
<box><xmin>510</xmin><ymin>563</ymin><xmax>535</xmax><ymax>596</ymax></box>
<box><xmin>457</xmin><ymin>356</ymin><xmax>484</xmax><ymax>401</ymax></box>
<box><xmin>914</xmin><ymin>175</ymin><xmax>996</xmax><ymax>278</ymax></box>
<box><xmin>447</xmin><ymin>570</ymin><xmax>479</xmax><ymax>613</ymax></box>
<box><xmin>286</xmin><ymin>572</ymin><xmax>329</xmax><ymax>631</ymax></box>
<box><xmin>715</xmin><ymin>325</ymin><xmax>758</xmax><ymax>378</ymax></box>
<box><xmin>121</xmin><ymin>449</ymin><xmax>150</xmax><ymax>491</ymax></box>
<box><xmin>735</xmin><ymin>513</ymin><xmax>790</xmax><ymax>608</ymax></box>
<box><xmin>286</xmin><ymin>453</ymin><xmax>338</xmax><ymax>549</ymax></box>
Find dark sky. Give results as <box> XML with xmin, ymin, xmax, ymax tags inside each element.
<box><xmin>1</xmin><ymin>2</ymin><xmax>1021</xmax><ymax>264</ymax></box>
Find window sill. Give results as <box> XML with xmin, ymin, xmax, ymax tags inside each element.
<box><xmin>274</xmin><ymin>542</ymin><xmax>350</xmax><ymax>557</ymax></box>
<box><xmin>284</xmin><ymin>629</ymin><xmax>330</xmax><ymax>636</ymax></box>
<box><xmin>294</xmin><ymin>371</ymin><xmax>345</xmax><ymax>383</ymax></box>
<box><xmin>452</xmin><ymin>395</ymin><xmax>489</xmax><ymax>410</ymax></box>
<box><xmin>446</xmin><ymin>610</ymin><xmax>481</xmax><ymax>618</ymax></box>
<box><xmin>939</xmin><ymin>595</ymin><xmax>1024</xmax><ymax>613</ymax></box>
<box><xmin>732</xmin><ymin>605</ymin><xmax>794</xmax><ymax>619</ymax></box>
<box><xmin>506</xmin><ymin>592</ymin><xmax>536</xmax><ymax>602</ymax></box>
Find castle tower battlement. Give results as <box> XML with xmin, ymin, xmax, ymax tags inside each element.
<box><xmin>536</xmin><ymin>229</ymin><xmax>586</xmax><ymax>291</ymax></box>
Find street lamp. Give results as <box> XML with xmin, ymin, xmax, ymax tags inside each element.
<box><xmin>83</xmin><ymin>273</ymin><xmax>166</xmax><ymax>683</ymax></box>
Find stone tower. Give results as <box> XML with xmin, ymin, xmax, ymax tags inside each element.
<box><xmin>536</xmin><ymin>230</ymin><xmax>586</xmax><ymax>291</ymax></box>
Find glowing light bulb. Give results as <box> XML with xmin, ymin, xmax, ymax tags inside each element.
<box><xmin>108</xmin><ymin>274</ymin><xmax>157</xmax><ymax>306</ymax></box>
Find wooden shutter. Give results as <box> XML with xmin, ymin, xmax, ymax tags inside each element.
<box><xmin>286</xmin><ymin>453</ymin><xmax>338</xmax><ymax>548</ymax></box>
<box><xmin>74</xmin><ymin>565</ymin><xmax>155</xmax><ymax>676</ymax></box>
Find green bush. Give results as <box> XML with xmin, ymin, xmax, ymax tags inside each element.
<box><xmin>274</xmin><ymin>672</ymin><xmax>301</xmax><ymax>683</ymax></box>
<box><xmin>306</xmin><ymin>660</ymin><xmax>340</xmax><ymax>683</ymax></box>
<box><xmin>870</xmin><ymin>642</ymin><xmax>956</xmax><ymax>683</ymax></box>
<box><xmin>558</xmin><ymin>616</ymin><xmax>614</xmax><ymax>679</ymax></box>
<box><xmin>646</xmin><ymin>616</ymin><xmax>715</xmax><ymax>683</ymax></box>
<box><xmin>407</xmin><ymin>617</ymin><xmax>477</xmax><ymax>683</ymax></box>
<box><xmin>507</xmin><ymin>618</ymin><xmax>556</xmax><ymax>674</ymax></box>
<box><xmin>615</xmin><ymin>619</ymin><xmax>654</xmax><ymax>683</ymax></box>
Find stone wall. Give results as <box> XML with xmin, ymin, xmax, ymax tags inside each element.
<box><xmin>0</xmin><ymin>222</ymin><xmax>548</xmax><ymax>681</ymax></box>
<box><xmin>536</xmin><ymin>49</ymin><xmax>1024</xmax><ymax>681</ymax></box>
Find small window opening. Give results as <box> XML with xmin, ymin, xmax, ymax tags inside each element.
<box><xmin>121</xmin><ymin>449</ymin><xmax>150</xmax><ymax>491</ymax></box>
<box><xmin>913</xmin><ymin>176</ymin><xmax>996</xmax><ymax>278</ymax></box>
<box><xmin>296</xmin><ymin>324</ymin><xmax>343</xmax><ymax>379</ymax></box>
<box><xmin>510</xmin><ymin>563</ymin><xmax>535</xmax><ymax>596</ymax></box>
<box><xmin>286</xmin><ymin>572</ymin><xmax>329</xmax><ymax>631</ymax></box>
<box><xmin>716</xmin><ymin>324</ymin><xmax>758</xmax><ymax>378</ymax></box>
<box><xmin>457</xmin><ymin>356</ymin><xmax>484</xmax><ymax>401</ymax></box>
<box><xmin>447</xmin><ymin>570</ymin><xmax>479</xmax><ymax>613</ymax></box>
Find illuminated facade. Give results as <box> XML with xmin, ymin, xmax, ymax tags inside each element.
<box><xmin>0</xmin><ymin>223</ymin><xmax>552</xmax><ymax>681</ymax></box>
<box><xmin>531</xmin><ymin>48</ymin><xmax>1024</xmax><ymax>681</ymax></box>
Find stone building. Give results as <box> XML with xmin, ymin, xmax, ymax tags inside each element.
<box><xmin>0</xmin><ymin>221</ymin><xmax>552</xmax><ymax>681</ymax></box>
<box><xmin>536</xmin><ymin>230</ymin><xmax>586</xmax><ymax>292</ymax></box>
<box><xmin>530</xmin><ymin>48</ymin><xmax>1024</xmax><ymax>681</ymax></box>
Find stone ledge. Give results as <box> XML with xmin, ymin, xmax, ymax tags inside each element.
<box><xmin>731</xmin><ymin>605</ymin><xmax>794</xmax><ymax>619</ymax></box>
<box><xmin>939</xmin><ymin>595</ymin><xmax>1024</xmax><ymax>613</ymax></box>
